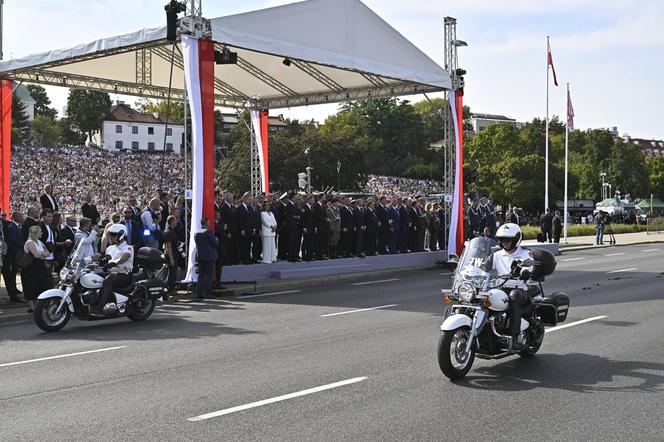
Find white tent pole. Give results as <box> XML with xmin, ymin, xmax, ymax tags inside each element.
<box><xmin>545</xmin><ymin>36</ymin><xmax>550</xmax><ymax>213</ymax></box>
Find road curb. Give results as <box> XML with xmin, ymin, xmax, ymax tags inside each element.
<box><xmin>560</xmin><ymin>239</ymin><xmax>664</xmax><ymax>253</ymax></box>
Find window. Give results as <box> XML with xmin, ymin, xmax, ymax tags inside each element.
<box><xmin>115</xmin><ymin>140</ymin><xmax>123</xmax><ymax>149</ymax></box>
<box><xmin>132</xmin><ymin>126</ymin><xmax>138</xmax><ymax>134</ymax></box>
<box><xmin>115</xmin><ymin>125</ymin><xmax>122</xmax><ymax>133</ymax></box>
<box><xmin>148</xmin><ymin>142</ymin><xmax>155</xmax><ymax>151</ymax></box>
<box><xmin>166</xmin><ymin>127</ymin><xmax>172</xmax><ymax>136</ymax></box>
<box><xmin>132</xmin><ymin>141</ymin><xmax>139</xmax><ymax>150</ymax></box>
<box><xmin>166</xmin><ymin>143</ymin><xmax>173</xmax><ymax>151</ymax></box>
<box><xmin>148</xmin><ymin>127</ymin><xmax>154</xmax><ymax>135</ymax></box>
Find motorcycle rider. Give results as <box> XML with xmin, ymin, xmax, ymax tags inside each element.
<box><xmin>95</xmin><ymin>224</ymin><xmax>134</xmax><ymax>313</ymax></box>
<box><xmin>483</xmin><ymin>223</ymin><xmax>534</xmax><ymax>342</ymax></box>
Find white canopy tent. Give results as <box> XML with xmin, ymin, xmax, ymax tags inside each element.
<box><xmin>0</xmin><ymin>0</ymin><xmax>451</xmax><ymax>109</ymax></box>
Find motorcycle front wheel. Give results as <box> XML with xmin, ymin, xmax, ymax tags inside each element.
<box><xmin>34</xmin><ymin>298</ymin><xmax>71</xmax><ymax>332</ymax></box>
<box><xmin>438</xmin><ymin>327</ymin><xmax>475</xmax><ymax>380</ymax></box>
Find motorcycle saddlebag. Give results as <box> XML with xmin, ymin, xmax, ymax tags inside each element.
<box><xmin>136</xmin><ymin>279</ymin><xmax>167</xmax><ymax>299</ymax></box>
<box><xmin>536</xmin><ymin>292</ymin><xmax>570</xmax><ymax>326</ymax></box>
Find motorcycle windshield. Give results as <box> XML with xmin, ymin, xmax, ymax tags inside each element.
<box><xmin>455</xmin><ymin>236</ymin><xmax>499</xmax><ymax>278</ymax></box>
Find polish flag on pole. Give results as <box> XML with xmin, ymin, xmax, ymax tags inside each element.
<box><xmin>547</xmin><ymin>40</ymin><xmax>559</xmax><ymax>87</ymax></box>
<box><xmin>567</xmin><ymin>87</ymin><xmax>575</xmax><ymax>131</ymax></box>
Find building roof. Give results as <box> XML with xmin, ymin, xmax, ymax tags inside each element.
<box><xmin>106</xmin><ymin>103</ymin><xmax>182</xmax><ymax>125</ymax></box>
<box><xmin>15</xmin><ymin>85</ymin><xmax>36</xmax><ymax>105</ymax></box>
<box><xmin>470</xmin><ymin>113</ymin><xmax>515</xmax><ymax>122</ymax></box>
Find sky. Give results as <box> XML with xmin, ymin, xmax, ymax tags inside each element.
<box><xmin>3</xmin><ymin>0</ymin><xmax>664</xmax><ymax>139</ymax></box>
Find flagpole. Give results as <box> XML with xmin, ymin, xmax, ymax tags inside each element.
<box><xmin>563</xmin><ymin>82</ymin><xmax>569</xmax><ymax>244</ymax></box>
<box><xmin>545</xmin><ymin>36</ymin><xmax>550</xmax><ymax>213</ymax></box>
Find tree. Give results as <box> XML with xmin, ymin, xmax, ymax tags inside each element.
<box><xmin>66</xmin><ymin>90</ymin><xmax>112</xmax><ymax>142</ymax></box>
<box><xmin>11</xmin><ymin>93</ymin><xmax>30</xmax><ymax>145</ymax></box>
<box><xmin>607</xmin><ymin>138</ymin><xmax>648</xmax><ymax>200</ymax></box>
<box><xmin>31</xmin><ymin>116</ymin><xmax>61</xmax><ymax>146</ymax></box>
<box><xmin>137</xmin><ymin>98</ymin><xmax>184</xmax><ymax>123</ymax></box>
<box><xmin>25</xmin><ymin>84</ymin><xmax>58</xmax><ymax>120</ymax></box>
<box><xmin>645</xmin><ymin>157</ymin><xmax>664</xmax><ymax>200</ymax></box>
<box><xmin>58</xmin><ymin>119</ymin><xmax>87</xmax><ymax>146</ymax></box>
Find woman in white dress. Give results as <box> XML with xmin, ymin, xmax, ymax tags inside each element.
<box><xmin>260</xmin><ymin>201</ymin><xmax>278</xmax><ymax>263</ymax></box>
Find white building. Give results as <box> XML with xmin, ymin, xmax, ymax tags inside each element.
<box><xmin>15</xmin><ymin>85</ymin><xmax>36</xmax><ymax>121</ymax></box>
<box><xmin>469</xmin><ymin>112</ymin><xmax>524</xmax><ymax>134</ymax></box>
<box><xmin>93</xmin><ymin>103</ymin><xmax>185</xmax><ymax>154</ymax></box>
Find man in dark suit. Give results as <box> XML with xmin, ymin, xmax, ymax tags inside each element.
<box><xmin>236</xmin><ymin>192</ymin><xmax>254</xmax><ymax>264</ymax></box>
<box><xmin>285</xmin><ymin>192</ymin><xmax>302</xmax><ymax>262</ymax></box>
<box><xmin>376</xmin><ymin>196</ymin><xmax>390</xmax><ymax>255</ymax></box>
<box><xmin>3</xmin><ymin>212</ymin><xmax>25</xmax><ymax>302</ymax></box>
<box><xmin>275</xmin><ymin>193</ymin><xmax>288</xmax><ymax>260</ymax></box>
<box><xmin>58</xmin><ymin>215</ymin><xmax>77</xmax><ymax>264</ymax></box>
<box><xmin>407</xmin><ymin>200</ymin><xmax>419</xmax><ymax>252</ymax></box>
<box><xmin>415</xmin><ymin>196</ymin><xmax>427</xmax><ymax>251</ymax></box>
<box><xmin>22</xmin><ymin>207</ymin><xmax>40</xmax><ymax>241</ymax></box>
<box><xmin>127</xmin><ymin>197</ymin><xmax>142</xmax><ymax>223</ymax></box>
<box><xmin>467</xmin><ymin>200</ymin><xmax>480</xmax><ymax>238</ymax></box>
<box><xmin>553</xmin><ymin>210</ymin><xmax>563</xmax><ymax>244</ymax></box>
<box><xmin>352</xmin><ymin>199</ymin><xmax>366</xmax><ymax>257</ymax></box>
<box><xmin>81</xmin><ymin>194</ymin><xmax>101</xmax><ymax>225</ymax></box>
<box><xmin>301</xmin><ymin>195</ymin><xmax>316</xmax><ymax>261</ymax></box>
<box><xmin>313</xmin><ymin>194</ymin><xmax>328</xmax><ymax>260</ymax></box>
<box><xmin>121</xmin><ymin>207</ymin><xmax>142</xmax><ymax>248</ymax></box>
<box><xmin>509</xmin><ymin>207</ymin><xmax>520</xmax><ymax>225</ymax></box>
<box><xmin>398</xmin><ymin>198</ymin><xmax>412</xmax><ymax>253</ymax></box>
<box><xmin>39</xmin><ymin>184</ymin><xmax>58</xmax><ymax>212</ymax></box>
<box><xmin>437</xmin><ymin>202</ymin><xmax>447</xmax><ymax>251</ymax></box>
<box><xmin>194</xmin><ymin>218</ymin><xmax>219</xmax><ymax>299</ymax></box>
<box><xmin>364</xmin><ymin>199</ymin><xmax>378</xmax><ymax>255</ymax></box>
<box><xmin>540</xmin><ymin>208</ymin><xmax>554</xmax><ymax>243</ymax></box>
<box><xmin>39</xmin><ymin>209</ymin><xmax>57</xmax><ymax>271</ymax></box>
<box><xmin>219</xmin><ymin>193</ymin><xmax>238</xmax><ymax>265</ymax></box>
<box><xmin>250</xmin><ymin>197</ymin><xmax>262</xmax><ymax>262</ymax></box>
<box><xmin>386</xmin><ymin>199</ymin><xmax>400</xmax><ymax>254</ymax></box>
<box><xmin>339</xmin><ymin>197</ymin><xmax>354</xmax><ymax>258</ymax></box>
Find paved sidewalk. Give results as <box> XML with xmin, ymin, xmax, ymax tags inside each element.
<box><xmin>522</xmin><ymin>230</ymin><xmax>664</xmax><ymax>251</ymax></box>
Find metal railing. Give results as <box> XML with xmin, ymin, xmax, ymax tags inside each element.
<box><xmin>646</xmin><ymin>216</ymin><xmax>664</xmax><ymax>234</ymax></box>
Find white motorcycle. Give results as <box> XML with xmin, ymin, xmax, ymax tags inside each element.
<box><xmin>437</xmin><ymin>237</ymin><xmax>569</xmax><ymax>380</ymax></box>
<box><xmin>33</xmin><ymin>239</ymin><xmax>168</xmax><ymax>332</ymax></box>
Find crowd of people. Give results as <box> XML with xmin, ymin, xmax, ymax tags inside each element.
<box><xmin>10</xmin><ymin>145</ymin><xmax>184</xmax><ymax>215</ymax></box>
<box><xmin>363</xmin><ymin>175</ymin><xmax>445</xmax><ymax>197</ymax></box>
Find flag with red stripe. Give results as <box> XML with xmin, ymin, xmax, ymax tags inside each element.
<box><xmin>547</xmin><ymin>40</ymin><xmax>559</xmax><ymax>87</ymax></box>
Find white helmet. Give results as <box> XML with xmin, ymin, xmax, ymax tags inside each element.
<box><xmin>495</xmin><ymin>223</ymin><xmax>522</xmax><ymax>252</ymax></box>
<box><xmin>107</xmin><ymin>223</ymin><xmax>127</xmax><ymax>243</ymax></box>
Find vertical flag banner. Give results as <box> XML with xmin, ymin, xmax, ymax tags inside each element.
<box><xmin>567</xmin><ymin>88</ymin><xmax>575</xmax><ymax>131</ymax></box>
<box><xmin>547</xmin><ymin>39</ymin><xmax>558</xmax><ymax>87</ymax></box>
<box><xmin>0</xmin><ymin>80</ymin><xmax>12</xmax><ymax>213</ymax></box>
<box><xmin>183</xmin><ymin>35</ymin><xmax>216</xmax><ymax>282</ymax></box>
<box><xmin>447</xmin><ymin>89</ymin><xmax>465</xmax><ymax>257</ymax></box>
<box><xmin>250</xmin><ymin>109</ymin><xmax>270</xmax><ymax>194</ymax></box>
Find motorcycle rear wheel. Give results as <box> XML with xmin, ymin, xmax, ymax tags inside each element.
<box><xmin>34</xmin><ymin>298</ymin><xmax>71</xmax><ymax>332</ymax></box>
<box><xmin>438</xmin><ymin>327</ymin><xmax>475</xmax><ymax>380</ymax></box>
<box><xmin>127</xmin><ymin>299</ymin><xmax>155</xmax><ymax>321</ymax></box>
<box><xmin>519</xmin><ymin>324</ymin><xmax>545</xmax><ymax>358</ymax></box>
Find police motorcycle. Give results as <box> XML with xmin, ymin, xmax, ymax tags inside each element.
<box><xmin>33</xmin><ymin>235</ymin><xmax>168</xmax><ymax>332</ymax></box>
<box><xmin>437</xmin><ymin>236</ymin><xmax>569</xmax><ymax>380</ymax></box>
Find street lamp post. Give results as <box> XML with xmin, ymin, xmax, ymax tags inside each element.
<box><xmin>600</xmin><ymin>172</ymin><xmax>606</xmax><ymax>200</ymax></box>
<box><xmin>336</xmin><ymin>160</ymin><xmax>341</xmax><ymax>191</ymax></box>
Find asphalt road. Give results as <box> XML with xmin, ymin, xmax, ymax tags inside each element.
<box><xmin>1</xmin><ymin>244</ymin><xmax>663</xmax><ymax>441</ymax></box>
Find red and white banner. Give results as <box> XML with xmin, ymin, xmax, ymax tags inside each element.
<box><xmin>250</xmin><ymin>109</ymin><xmax>270</xmax><ymax>194</ymax></box>
<box><xmin>547</xmin><ymin>40</ymin><xmax>559</xmax><ymax>87</ymax></box>
<box><xmin>0</xmin><ymin>80</ymin><xmax>12</xmax><ymax>213</ymax></box>
<box><xmin>183</xmin><ymin>35</ymin><xmax>216</xmax><ymax>282</ymax></box>
<box><xmin>447</xmin><ymin>89</ymin><xmax>465</xmax><ymax>257</ymax></box>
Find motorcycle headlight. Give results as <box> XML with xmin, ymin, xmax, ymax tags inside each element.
<box><xmin>59</xmin><ymin>268</ymin><xmax>73</xmax><ymax>283</ymax></box>
<box><xmin>457</xmin><ymin>282</ymin><xmax>476</xmax><ymax>302</ymax></box>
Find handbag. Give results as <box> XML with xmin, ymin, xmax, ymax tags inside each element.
<box><xmin>15</xmin><ymin>249</ymin><xmax>34</xmax><ymax>270</ymax></box>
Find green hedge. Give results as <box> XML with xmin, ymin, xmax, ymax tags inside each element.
<box><xmin>520</xmin><ymin>224</ymin><xmax>647</xmax><ymax>240</ymax></box>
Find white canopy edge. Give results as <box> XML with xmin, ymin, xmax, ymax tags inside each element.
<box><xmin>0</xmin><ymin>0</ymin><xmax>451</xmax><ymax>109</ymax></box>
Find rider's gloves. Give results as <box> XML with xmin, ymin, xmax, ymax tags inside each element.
<box><xmin>519</xmin><ymin>268</ymin><xmax>531</xmax><ymax>281</ymax></box>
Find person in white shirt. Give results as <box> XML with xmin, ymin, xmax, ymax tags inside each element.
<box><xmin>141</xmin><ymin>198</ymin><xmax>162</xmax><ymax>249</ymax></box>
<box><xmin>260</xmin><ymin>201</ymin><xmax>278</xmax><ymax>263</ymax></box>
<box><xmin>484</xmin><ymin>223</ymin><xmax>534</xmax><ymax>339</ymax></box>
<box><xmin>74</xmin><ymin>218</ymin><xmax>100</xmax><ymax>261</ymax></box>
<box><xmin>96</xmin><ymin>224</ymin><xmax>134</xmax><ymax>313</ymax></box>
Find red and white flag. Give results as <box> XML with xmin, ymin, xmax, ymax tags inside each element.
<box><xmin>567</xmin><ymin>88</ymin><xmax>575</xmax><ymax>131</ymax></box>
<box><xmin>547</xmin><ymin>40</ymin><xmax>559</xmax><ymax>87</ymax></box>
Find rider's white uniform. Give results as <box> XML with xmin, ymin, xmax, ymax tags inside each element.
<box><xmin>489</xmin><ymin>246</ymin><xmax>534</xmax><ymax>289</ymax></box>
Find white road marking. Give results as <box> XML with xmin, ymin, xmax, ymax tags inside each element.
<box><xmin>561</xmin><ymin>257</ymin><xmax>585</xmax><ymax>262</ymax></box>
<box><xmin>642</xmin><ymin>249</ymin><xmax>659</xmax><ymax>252</ymax></box>
<box><xmin>605</xmin><ymin>252</ymin><xmax>626</xmax><ymax>257</ymax></box>
<box><xmin>0</xmin><ymin>346</ymin><xmax>128</xmax><ymax>368</ymax></box>
<box><xmin>321</xmin><ymin>304</ymin><xmax>399</xmax><ymax>317</ymax></box>
<box><xmin>352</xmin><ymin>278</ymin><xmax>400</xmax><ymax>286</ymax></box>
<box><xmin>187</xmin><ymin>377</ymin><xmax>368</xmax><ymax>422</ymax></box>
<box><xmin>545</xmin><ymin>316</ymin><xmax>607</xmax><ymax>333</ymax></box>
<box><xmin>607</xmin><ymin>268</ymin><xmax>637</xmax><ymax>274</ymax></box>
<box><xmin>238</xmin><ymin>290</ymin><xmax>302</xmax><ymax>299</ymax></box>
